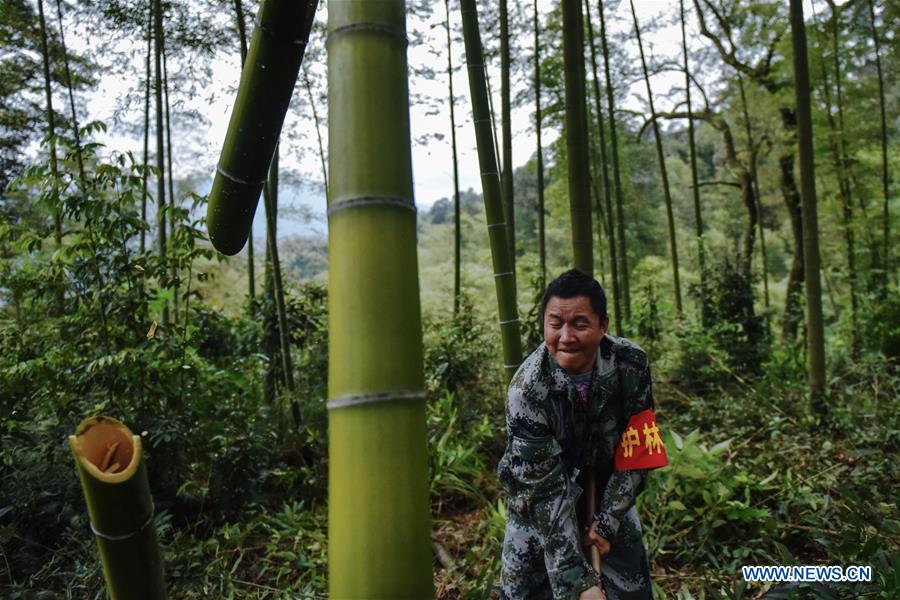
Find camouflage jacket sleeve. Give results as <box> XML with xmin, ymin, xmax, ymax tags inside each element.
<box><xmin>593</xmin><ymin>350</ymin><xmax>654</xmax><ymax>541</ymax></box>
<box><xmin>497</xmin><ymin>385</ymin><xmax>601</xmax><ymax>598</ymax></box>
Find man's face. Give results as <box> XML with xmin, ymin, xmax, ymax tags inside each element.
<box><xmin>543</xmin><ymin>295</ymin><xmax>609</xmax><ymax>374</ymax></box>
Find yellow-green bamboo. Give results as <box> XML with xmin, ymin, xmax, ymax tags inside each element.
<box><xmin>207</xmin><ymin>0</ymin><xmax>318</xmax><ymax>255</ymax></box>
<box><xmin>327</xmin><ymin>2</ymin><xmax>433</xmax><ymax>597</ymax></box>
<box><xmin>460</xmin><ymin>0</ymin><xmax>523</xmax><ymax>382</ymax></box>
<box><xmin>69</xmin><ymin>416</ymin><xmax>165</xmax><ymax>600</ymax></box>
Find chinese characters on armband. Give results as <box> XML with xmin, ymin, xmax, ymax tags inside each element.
<box><xmin>614</xmin><ymin>408</ymin><xmax>668</xmax><ymax>471</ymax></box>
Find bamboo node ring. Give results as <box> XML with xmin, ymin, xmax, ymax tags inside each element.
<box><xmin>216</xmin><ymin>165</ymin><xmax>267</xmax><ymax>186</ymax></box>
<box><xmin>327</xmin><ymin>389</ymin><xmax>426</xmax><ymax>410</ymax></box>
<box><xmin>327</xmin><ymin>196</ymin><xmax>416</xmax><ymax>216</ymax></box>
<box><xmin>327</xmin><ymin>23</ymin><xmax>408</xmax><ymax>48</ymax></box>
<box><xmin>90</xmin><ymin>502</ymin><xmax>155</xmax><ymax>542</ymax></box>
<box><xmin>486</xmin><ymin>221</ymin><xmax>507</xmax><ymax>229</ymax></box>
<box><xmin>493</xmin><ymin>271</ymin><xmax>514</xmax><ymax>278</ymax></box>
<box><xmin>498</xmin><ymin>318</ymin><xmax>520</xmax><ymax>325</ymax></box>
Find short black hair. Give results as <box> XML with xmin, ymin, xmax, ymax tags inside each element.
<box><xmin>541</xmin><ymin>269</ymin><xmax>608</xmax><ymax>320</ymax></box>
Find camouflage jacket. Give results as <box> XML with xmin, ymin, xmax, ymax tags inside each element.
<box><xmin>496</xmin><ymin>335</ymin><xmax>658</xmax><ymax>598</ymax></box>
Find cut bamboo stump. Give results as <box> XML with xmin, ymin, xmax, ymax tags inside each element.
<box><xmin>69</xmin><ymin>416</ymin><xmax>166</xmax><ymax>600</ymax></box>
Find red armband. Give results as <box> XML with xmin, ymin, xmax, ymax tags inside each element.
<box><xmin>613</xmin><ymin>408</ymin><xmax>668</xmax><ymax>471</ymax></box>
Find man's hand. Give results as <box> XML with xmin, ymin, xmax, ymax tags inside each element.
<box><xmin>584</xmin><ymin>521</ymin><xmax>611</xmax><ymax>558</ymax></box>
<box><xmin>578</xmin><ymin>584</ymin><xmax>607</xmax><ymax>600</ymax></box>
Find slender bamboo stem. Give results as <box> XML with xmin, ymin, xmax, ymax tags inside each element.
<box><xmin>631</xmin><ymin>0</ymin><xmax>681</xmax><ymax>315</ymax></box>
<box><xmin>162</xmin><ymin>33</ymin><xmax>179</xmax><ymax>322</ymax></box>
<box><xmin>461</xmin><ymin>0</ymin><xmax>523</xmax><ymax>381</ymax></box>
<box><xmin>867</xmin><ymin>0</ymin><xmax>890</xmax><ymax>287</ymax></box>
<box><xmin>54</xmin><ymin>0</ymin><xmax>85</xmax><ymax>187</ymax></box>
<box><xmin>586</xmin><ymin>0</ymin><xmax>620</xmax><ymax>331</ymax></box>
<box><xmin>500</xmin><ymin>0</ymin><xmax>515</xmax><ymax>275</ymax></box>
<box><xmin>302</xmin><ymin>66</ymin><xmax>328</xmax><ymax>201</ymax></box>
<box><xmin>598</xmin><ymin>0</ymin><xmax>630</xmax><ymax>322</ymax></box>
<box><xmin>141</xmin><ymin>2</ymin><xmax>151</xmax><ymax>256</ymax></box>
<box><xmin>233</xmin><ymin>0</ymin><xmax>254</xmax><ymax>302</ymax></box>
<box><xmin>790</xmin><ymin>0</ymin><xmax>827</xmax><ymax>411</ymax></box>
<box><xmin>681</xmin><ymin>0</ymin><xmax>707</xmax><ymax>325</ymax></box>
<box><xmin>37</xmin><ymin>0</ymin><xmax>60</xmax><ymax>250</ymax></box>
<box><xmin>562</xmin><ymin>0</ymin><xmax>593</xmax><ymax>276</ymax></box>
<box><xmin>445</xmin><ymin>0</ymin><xmax>462</xmax><ymax>316</ymax></box>
<box><xmin>533</xmin><ymin>0</ymin><xmax>546</xmax><ymax>291</ymax></box>
<box><xmin>153</xmin><ymin>0</ymin><xmax>168</xmax><ymax>325</ymax></box>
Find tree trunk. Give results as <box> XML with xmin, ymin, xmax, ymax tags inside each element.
<box><xmin>461</xmin><ymin>0</ymin><xmax>522</xmax><ymax>381</ymax></box>
<box><xmin>500</xmin><ymin>0</ymin><xmax>515</xmax><ymax>276</ymax></box>
<box><xmin>631</xmin><ymin>0</ymin><xmax>682</xmax><ymax>315</ymax></box>
<box><xmin>534</xmin><ymin>0</ymin><xmax>546</xmax><ymax>290</ymax></box>
<box><xmin>598</xmin><ymin>0</ymin><xmax>630</xmax><ymax>321</ymax></box>
<box><xmin>585</xmin><ymin>0</ymin><xmax>621</xmax><ymax>333</ymax></box>
<box><xmin>562</xmin><ymin>0</ymin><xmax>593</xmax><ymax>275</ymax></box>
<box><xmin>681</xmin><ymin>0</ymin><xmax>708</xmax><ymax>325</ymax></box>
<box><xmin>445</xmin><ymin>0</ymin><xmax>462</xmax><ymax>315</ymax></box>
<box><xmin>737</xmin><ymin>74</ymin><xmax>771</xmax><ymax>333</ymax></box>
<box><xmin>326</xmin><ymin>2</ymin><xmax>433</xmax><ymax>596</ymax></box>
<box><xmin>207</xmin><ymin>1</ymin><xmax>318</xmax><ymax>256</ymax></box>
<box><xmin>790</xmin><ymin>0</ymin><xmax>827</xmax><ymax>412</ymax></box>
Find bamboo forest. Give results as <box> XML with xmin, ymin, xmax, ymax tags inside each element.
<box><xmin>2</xmin><ymin>0</ymin><xmax>898</xmax><ymax>598</ymax></box>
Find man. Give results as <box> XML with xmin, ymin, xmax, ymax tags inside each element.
<box><xmin>497</xmin><ymin>269</ymin><xmax>667</xmax><ymax>600</ymax></box>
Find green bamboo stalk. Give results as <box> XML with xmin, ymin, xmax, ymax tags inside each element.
<box><xmin>585</xmin><ymin>0</ymin><xmax>621</xmax><ymax>333</ymax></box>
<box><xmin>207</xmin><ymin>0</ymin><xmax>318</xmax><ymax>256</ymax></box>
<box><xmin>141</xmin><ymin>3</ymin><xmax>151</xmax><ymax>256</ymax></box>
<box><xmin>444</xmin><ymin>0</ymin><xmax>462</xmax><ymax>316</ymax></box>
<box><xmin>562</xmin><ymin>0</ymin><xmax>593</xmax><ymax>275</ymax></box>
<box><xmin>302</xmin><ymin>65</ymin><xmax>328</xmax><ymax>200</ymax></box>
<box><xmin>153</xmin><ymin>0</ymin><xmax>168</xmax><ymax>325</ymax></box>
<box><xmin>790</xmin><ymin>0</ymin><xmax>827</xmax><ymax>411</ymax></box>
<box><xmin>54</xmin><ymin>0</ymin><xmax>85</xmax><ymax>187</ymax></box>
<box><xmin>461</xmin><ymin>0</ymin><xmax>522</xmax><ymax>381</ymax></box>
<box><xmin>326</xmin><ymin>2</ymin><xmax>433</xmax><ymax>597</ymax></box>
<box><xmin>233</xmin><ymin>0</ymin><xmax>255</xmax><ymax>301</ymax></box>
<box><xmin>810</xmin><ymin>0</ymin><xmax>857</xmax><ymax>350</ymax></box>
<box><xmin>630</xmin><ymin>0</ymin><xmax>682</xmax><ymax>315</ymax></box>
<box><xmin>500</xmin><ymin>0</ymin><xmax>516</xmax><ymax>275</ymax></box>
<box><xmin>162</xmin><ymin>33</ymin><xmax>179</xmax><ymax>321</ymax></box>
<box><xmin>867</xmin><ymin>0</ymin><xmax>890</xmax><ymax>287</ymax></box>
<box><xmin>69</xmin><ymin>416</ymin><xmax>166</xmax><ymax>600</ymax></box>
<box><xmin>533</xmin><ymin>0</ymin><xmax>546</xmax><ymax>290</ymax></box>
<box><xmin>37</xmin><ymin>0</ymin><xmax>60</xmax><ymax>250</ymax></box>
<box><xmin>598</xmin><ymin>0</ymin><xmax>630</xmax><ymax>321</ymax></box>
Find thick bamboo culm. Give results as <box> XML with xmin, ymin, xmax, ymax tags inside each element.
<box><xmin>326</xmin><ymin>1</ymin><xmax>434</xmax><ymax>597</ymax></box>
<box><xmin>69</xmin><ymin>416</ymin><xmax>166</xmax><ymax>600</ymax></box>
<box><xmin>207</xmin><ymin>0</ymin><xmax>317</xmax><ymax>256</ymax></box>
